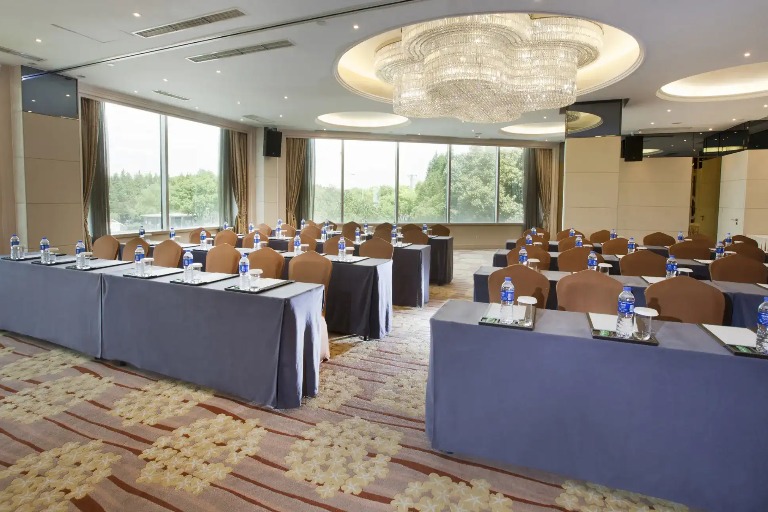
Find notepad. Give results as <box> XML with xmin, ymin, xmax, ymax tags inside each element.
<box><xmin>756</xmin><ymin>283</ymin><xmax>768</xmax><ymax>291</ymax></box>
<box><xmin>702</xmin><ymin>324</ymin><xmax>757</xmax><ymax>348</ymax></box>
<box><xmin>485</xmin><ymin>303</ymin><xmax>527</xmax><ymax>322</ymax></box>
<box><xmin>642</xmin><ymin>276</ymin><xmax>665</xmax><ymax>284</ymax></box>
<box><xmin>695</xmin><ymin>259</ymin><xmax>714</xmax><ymax>264</ymax></box>
<box><xmin>588</xmin><ymin>313</ymin><xmax>629</xmax><ymax>333</ymax></box>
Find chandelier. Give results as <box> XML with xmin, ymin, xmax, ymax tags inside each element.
<box><xmin>373</xmin><ymin>14</ymin><xmax>603</xmax><ymax>123</ymax></box>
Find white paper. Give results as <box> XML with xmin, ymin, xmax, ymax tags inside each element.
<box><xmin>642</xmin><ymin>276</ymin><xmax>665</xmax><ymax>284</ymax></box>
<box><xmin>588</xmin><ymin>312</ymin><xmax>628</xmax><ymax>332</ymax></box>
<box><xmin>486</xmin><ymin>303</ymin><xmax>527</xmax><ymax>322</ymax></box>
<box><xmin>756</xmin><ymin>283</ymin><xmax>768</xmax><ymax>291</ymax></box>
<box><xmin>702</xmin><ymin>324</ymin><xmax>757</xmax><ymax>348</ymax></box>
<box><xmin>695</xmin><ymin>259</ymin><xmax>714</xmax><ymax>264</ymax></box>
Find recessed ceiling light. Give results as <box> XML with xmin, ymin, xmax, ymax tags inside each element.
<box><xmin>279</xmin><ymin>114</ymin><xmax>283</xmax><ymax>118</ymax></box>
<box><xmin>216</xmin><ymin>70</ymin><xmax>221</xmax><ymax>74</ymax></box>
<box><xmin>709</xmin><ymin>128</ymin><xmax>713</xmax><ymax>131</ymax></box>
<box><xmin>543</xmin><ymin>116</ymin><xmax>547</xmax><ymax>119</ymax></box>
<box><xmin>237</xmin><ymin>101</ymin><xmax>240</xmax><ymax>105</ymax></box>
<box><xmin>163</xmin><ymin>78</ymin><xmax>168</xmax><ymax>82</ymax></box>
<box><xmin>353</xmin><ymin>24</ymin><xmax>359</xmax><ymax>30</ymax></box>
<box><xmin>732</xmin><ymin>118</ymin><xmax>737</xmax><ymax>121</ymax></box>
<box><xmin>744</xmin><ymin>52</ymin><xmax>751</xmax><ymax>57</ymax></box>
<box><xmin>417</xmin><ymin>133</ymin><xmax>421</xmax><ymax>135</ymax></box>
<box><xmin>65</xmin><ymin>94</ymin><xmax>70</xmax><ymax>97</ymax></box>
<box><xmin>650</xmin><ymin>122</ymin><xmax>655</xmax><ymax>125</ymax></box>
<box><xmin>323</xmin><ymin>128</ymin><xmax>327</xmax><ymax>131</ymax></box>
<box><xmin>284</xmin><ymin>96</ymin><xmax>288</xmax><ymax>100</ymax></box>
<box><xmin>666</xmin><ymin>109</ymin><xmax>671</xmax><ymax>112</ymax></box>
<box><xmin>683</xmin><ymin>139</ymin><xmax>687</xmax><ymax>142</ymax></box>
<box><xmin>133</xmin><ymin>12</ymin><xmax>141</xmax><ymax>17</ymax></box>
<box><xmin>107</xmin><ymin>63</ymin><xmax>114</xmax><ymax>67</ymax></box>
<box><xmin>765</xmin><ymin>104</ymin><xmax>768</xmax><ymax>108</ymax></box>
<box><xmin>195</xmin><ymin>106</ymin><xmax>199</xmax><ymax>109</ymax></box>
<box><xmin>35</xmin><ymin>38</ymin><xmax>41</xmax><ymax>43</ymax></box>
<box><xmin>133</xmin><ymin>90</ymin><xmax>138</xmax><ymax>93</ymax></box>
<box><xmin>31</xmin><ymin>99</ymin><xmax>36</xmax><ymax>102</ymax></box>
<box><xmin>240</xmin><ymin>118</ymin><xmax>243</xmax><ymax>121</ymax></box>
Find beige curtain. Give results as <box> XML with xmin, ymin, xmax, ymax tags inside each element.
<box><xmin>229</xmin><ymin>131</ymin><xmax>249</xmax><ymax>233</ymax></box>
<box><xmin>80</xmin><ymin>98</ymin><xmax>100</xmax><ymax>250</ymax></box>
<box><xmin>285</xmin><ymin>138</ymin><xmax>308</xmax><ymax>227</ymax></box>
<box><xmin>534</xmin><ymin>148</ymin><xmax>554</xmax><ymax>232</ymax></box>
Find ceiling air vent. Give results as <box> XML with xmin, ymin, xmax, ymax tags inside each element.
<box><xmin>0</xmin><ymin>46</ymin><xmax>45</xmax><ymax>62</ymax></box>
<box><xmin>152</xmin><ymin>90</ymin><xmax>190</xmax><ymax>101</ymax></box>
<box><xmin>186</xmin><ymin>40</ymin><xmax>293</xmax><ymax>62</ymax></box>
<box><xmin>134</xmin><ymin>8</ymin><xmax>246</xmax><ymax>38</ymax></box>
<box><xmin>242</xmin><ymin>114</ymin><xmax>274</xmax><ymax>124</ymax></box>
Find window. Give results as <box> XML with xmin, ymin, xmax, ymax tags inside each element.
<box><xmin>310</xmin><ymin>138</ymin><xmax>533</xmax><ymax>224</ymax></box>
<box><xmin>104</xmin><ymin>102</ymin><xmax>225</xmax><ymax>234</ymax></box>
<box><xmin>343</xmin><ymin>140</ymin><xmax>397</xmax><ymax>223</ymax></box>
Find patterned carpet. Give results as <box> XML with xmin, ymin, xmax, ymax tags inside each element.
<box><xmin>0</xmin><ymin>250</ymin><xmax>691</xmax><ymax>512</ymax></box>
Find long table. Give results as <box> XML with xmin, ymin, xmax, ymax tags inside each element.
<box><xmin>118</xmin><ymin>240</ymin><xmax>198</xmax><ymax>260</ymax></box>
<box><xmin>427</xmin><ymin>301</ymin><xmax>768</xmax><ymax>512</ymax></box>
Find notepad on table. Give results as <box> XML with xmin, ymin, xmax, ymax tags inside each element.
<box><xmin>702</xmin><ymin>324</ymin><xmax>757</xmax><ymax>348</ymax></box>
<box><xmin>642</xmin><ymin>276</ymin><xmax>665</xmax><ymax>284</ymax></box>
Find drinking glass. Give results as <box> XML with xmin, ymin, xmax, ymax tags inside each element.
<box><xmin>527</xmin><ymin>258</ymin><xmax>540</xmax><ymax>271</ymax></box>
<box><xmin>190</xmin><ymin>263</ymin><xmax>203</xmax><ymax>284</ymax></box>
<box><xmin>143</xmin><ymin>257</ymin><xmax>154</xmax><ymax>277</ymax></box>
<box><xmin>516</xmin><ymin>296</ymin><xmax>537</xmax><ymax>327</ymax></box>
<box><xmin>345</xmin><ymin>247</ymin><xmax>355</xmax><ymax>260</ymax></box>
<box><xmin>598</xmin><ymin>262</ymin><xmax>612</xmax><ymax>274</ymax></box>
<box><xmin>634</xmin><ymin>307</ymin><xmax>658</xmax><ymax>341</ymax></box>
<box><xmin>677</xmin><ymin>267</ymin><xmax>693</xmax><ymax>277</ymax></box>
<box><xmin>48</xmin><ymin>249</ymin><xmax>58</xmax><ymax>264</ymax></box>
<box><xmin>82</xmin><ymin>252</ymin><xmax>92</xmax><ymax>270</ymax></box>
<box><xmin>249</xmin><ymin>269</ymin><xmax>263</xmax><ymax>290</ymax></box>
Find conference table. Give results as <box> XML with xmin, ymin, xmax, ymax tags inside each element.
<box><xmin>427</xmin><ymin>300</ymin><xmax>768</xmax><ymax>512</ymax></box>
<box><xmin>118</xmin><ymin>239</ymin><xmax>198</xmax><ymax>260</ymax></box>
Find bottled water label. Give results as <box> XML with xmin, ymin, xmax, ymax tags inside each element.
<box><xmin>759</xmin><ymin>312</ymin><xmax>768</xmax><ymax>327</ymax></box>
<box><xmin>501</xmin><ymin>290</ymin><xmax>514</xmax><ymax>303</ymax></box>
<box><xmin>618</xmin><ymin>300</ymin><xmax>634</xmax><ymax>315</ymax></box>
<box><xmin>519</xmin><ymin>254</ymin><xmax>528</xmax><ymax>264</ymax></box>
<box><xmin>134</xmin><ymin>253</ymin><xmax>144</xmax><ymax>262</ymax></box>
<box><xmin>588</xmin><ymin>261</ymin><xmax>597</xmax><ymax>269</ymax></box>
<box><xmin>239</xmin><ymin>262</ymin><xmax>248</xmax><ymax>274</ymax></box>
<box><xmin>666</xmin><ymin>263</ymin><xmax>677</xmax><ymax>272</ymax></box>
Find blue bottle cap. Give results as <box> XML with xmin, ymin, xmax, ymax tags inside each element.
<box><xmin>623</xmin><ymin>286</ymin><xmax>632</xmax><ymax>291</ymax></box>
<box><xmin>504</xmin><ymin>277</ymin><xmax>512</xmax><ymax>281</ymax></box>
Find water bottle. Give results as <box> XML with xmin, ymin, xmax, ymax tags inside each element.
<box><xmin>321</xmin><ymin>226</ymin><xmax>327</xmax><ymax>242</ymax></box>
<box><xmin>134</xmin><ymin>244</ymin><xmax>145</xmax><ymax>277</ymax></box>
<box><xmin>569</xmin><ymin>228</ymin><xmax>575</xmax><ymax>237</ymax></box>
<box><xmin>610</xmin><ymin>229</ymin><xmax>617</xmax><ymax>240</ymax></box>
<box><xmin>75</xmin><ymin>240</ymin><xmax>86</xmax><ymax>269</ymax></box>
<box><xmin>518</xmin><ymin>247</ymin><xmax>528</xmax><ymax>266</ymax></box>
<box><xmin>616</xmin><ymin>286</ymin><xmax>635</xmax><ymax>338</ymax></box>
<box><xmin>275</xmin><ymin>224</ymin><xmax>282</xmax><ymax>239</ymax></box>
<box><xmin>677</xmin><ymin>231</ymin><xmax>684</xmax><ymax>242</ymax></box>
<box><xmin>182</xmin><ymin>250</ymin><xmax>193</xmax><ymax>282</ymax></box>
<box><xmin>169</xmin><ymin>227</ymin><xmax>175</xmax><ymax>240</ymax></box>
<box><xmin>301</xmin><ymin>219</ymin><xmax>306</xmax><ymax>232</ymax></box>
<box><xmin>627</xmin><ymin>237</ymin><xmax>636</xmax><ymax>254</ymax></box>
<box><xmin>253</xmin><ymin>232</ymin><xmax>261</xmax><ymax>250</ymax></box>
<box><xmin>223</xmin><ymin>221</ymin><xmax>228</xmax><ymax>231</ymax></box>
<box><xmin>39</xmin><ymin>236</ymin><xmax>50</xmax><ymax>264</ymax></box>
<box><xmin>422</xmin><ymin>223</ymin><xmax>428</xmax><ymax>234</ymax></box>
<box><xmin>531</xmin><ymin>227</ymin><xmax>537</xmax><ymax>237</ymax></box>
<box><xmin>9</xmin><ymin>234</ymin><xmax>20</xmax><ymax>260</ymax></box>
<box><xmin>248</xmin><ymin>223</ymin><xmax>254</xmax><ymax>234</ymax></box>
<box><xmin>725</xmin><ymin>232</ymin><xmax>733</xmax><ymax>246</ymax></box>
<box><xmin>293</xmin><ymin>234</ymin><xmax>301</xmax><ymax>255</ymax></box>
<box><xmin>525</xmin><ymin>234</ymin><xmax>533</xmax><ymax>245</ymax></box>
<box><xmin>199</xmin><ymin>230</ymin><xmax>207</xmax><ymax>249</ymax></box>
<box><xmin>575</xmin><ymin>235</ymin><xmax>583</xmax><ymax>248</ymax></box>
<box><xmin>338</xmin><ymin>236</ymin><xmax>346</xmax><ymax>261</ymax></box>
<box><xmin>277</xmin><ymin>218</ymin><xmax>283</xmax><ymax>229</ymax></box>
<box><xmin>364</xmin><ymin>221</ymin><xmax>368</xmax><ymax>234</ymax></box>
<box><xmin>390</xmin><ymin>228</ymin><xmax>397</xmax><ymax>246</ymax></box>
<box><xmin>587</xmin><ymin>251</ymin><xmax>598</xmax><ymax>271</ymax></box>
<box><xmin>139</xmin><ymin>226</ymin><xmax>145</xmax><ymax>239</ymax></box>
<box><xmin>500</xmin><ymin>277</ymin><xmax>515</xmax><ymax>325</ymax></box>
<box><xmin>355</xmin><ymin>228</ymin><xmax>361</xmax><ymax>244</ymax></box>
<box><xmin>757</xmin><ymin>298</ymin><xmax>768</xmax><ymax>352</ymax></box>
<box><xmin>238</xmin><ymin>253</ymin><xmax>249</xmax><ymax>290</ymax></box>
<box><xmin>715</xmin><ymin>242</ymin><xmax>725</xmax><ymax>259</ymax></box>
<box><xmin>665</xmin><ymin>255</ymin><xmax>678</xmax><ymax>278</ymax></box>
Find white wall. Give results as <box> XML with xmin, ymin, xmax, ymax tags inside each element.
<box><xmin>744</xmin><ymin>150</ymin><xmax>768</xmax><ymax>238</ymax></box>
<box><xmin>718</xmin><ymin>151</ymin><xmax>748</xmax><ymax>239</ymax></box>
<box><xmin>0</xmin><ymin>66</ymin><xmax>15</xmax><ymax>248</ymax></box>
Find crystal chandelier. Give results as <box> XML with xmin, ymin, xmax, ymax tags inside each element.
<box><xmin>373</xmin><ymin>14</ymin><xmax>603</xmax><ymax>123</ymax></box>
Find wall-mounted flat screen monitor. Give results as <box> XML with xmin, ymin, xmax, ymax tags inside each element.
<box><xmin>21</xmin><ymin>66</ymin><xmax>79</xmax><ymax>119</ymax></box>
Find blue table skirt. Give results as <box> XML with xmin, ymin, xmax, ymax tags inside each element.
<box><xmin>493</xmin><ymin>250</ymin><xmax>621</xmax><ymax>274</ymax></box>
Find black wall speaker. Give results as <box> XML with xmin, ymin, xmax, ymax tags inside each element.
<box><xmin>623</xmin><ymin>135</ymin><xmax>644</xmax><ymax>162</ymax></box>
<box><xmin>264</xmin><ymin>128</ymin><xmax>282</xmax><ymax>157</ymax></box>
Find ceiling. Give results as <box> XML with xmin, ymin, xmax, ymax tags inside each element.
<box><xmin>1</xmin><ymin>0</ymin><xmax>767</xmax><ymax>141</ymax></box>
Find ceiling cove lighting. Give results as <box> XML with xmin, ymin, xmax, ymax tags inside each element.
<box><xmin>658</xmin><ymin>63</ymin><xmax>768</xmax><ymax>101</ymax></box>
<box><xmin>316</xmin><ymin>111</ymin><xmax>409</xmax><ymax>129</ymax></box>
<box><xmin>372</xmin><ymin>14</ymin><xmax>603</xmax><ymax>123</ymax></box>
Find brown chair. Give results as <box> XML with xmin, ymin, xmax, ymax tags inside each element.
<box><xmin>556</xmin><ymin>270</ymin><xmax>623</xmax><ymax>314</ymax></box>
<box><xmin>92</xmin><ymin>235</ymin><xmax>119</xmax><ymax>260</ymax></box>
<box><xmin>324</xmin><ymin>235</ymin><xmax>354</xmax><ymax>255</ymax></box>
<box><xmin>341</xmin><ymin>222</ymin><xmax>362</xmax><ymax>240</ymax></box>
<box><xmin>258</xmin><ymin>223</ymin><xmax>272</xmax><ymax>235</ymax></box>
<box><xmin>643</xmin><ymin>232</ymin><xmax>676</xmax><ymax>247</ymax></box>
<box><xmin>213</xmin><ymin>229</ymin><xmax>238</xmax><ymax>247</ymax></box>
<box><xmin>600</xmin><ymin>237</ymin><xmax>629</xmax><ymax>256</ymax></box>
<box><xmin>257</xmin><ymin>226</ymin><xmax>271</xmax><ymax>240</ymax></box>
<box><xmin>710</xmin><ymin>254</ymin><xmax>768</xmax><ymax>283</ymax></box>
<box><xmin>727</xmin><ymin>243</ymin><xmax>766</xmax><ymax>263</ymax></box>
<box><xmin>558</xmin><ymin>247</ymin><xmax>604</xmax><ymax>272</ymax></box>
<box><xmin>506</xmin><ymin>245</ymin><xmax>551</xmax><ymax>270</ymax></box>
<box><xmin>248</xmin><ymin>247</ymin><xmax>285</xmax><ymax>279</ymax></box>
<box><xmin>301</xmin><ymin>225</ymin><xmax>321</xmax><ymax>240</ymax></box>
<box><xmin>373</xmin><ymin>223</ymin><xmax>394</xmax><ymax>240</ymax></box>
<box><xmin>620</xmin><ymin>250</ymin><xmax>667</xmax><ymax>277</ymax></box>
<box><xmin>299</xmin><ymin>233</ymin><xmax>318</xmax><ymax>252</ymax></box>
<box><xmin>558</xmin><ymin>236</ymin><xmax>591</xmax><ymax>252</ymax></box>
<box><xmin>488</xmin><ymin>264</ymin><xmax>550</xmax><ymax>308</ymax></box>
<box><xmin>590</xmin><ymin>230</ymin><xmax>611</xmax><ymax>244</ymax></box>
<box><xmin>188</xmin><ymin>228</ymin><xmax>205</xmax><ymax>244</ymax></box>
<box><xmin>280</xmin><ymin>225</ymin><xmax>297</xmax><ymax>238</ymax></box>
<box><xmin>689</xmin><ymin>233</ymin><xmax>715</xmax><ymax>247</ymax></box>
<box><xmin>732</xmin><ymin>234</ymin><xmax>759</xmax><ymax>247</ymax></box>
<box><xmin>645</xmin><ymin>276</ymin><xmax>725</xmax><ymax>324</ymax></box>
<box><xmin>205</xmin><ymin>244</ymin><xmax>240</xmax><ymax>274</ymax></box>
<box><xmin>403</xmin><ymin>230</ymin><xmax>429</xmax><ymax>245</ymax></box>
<box><xmin>556</xmin><ymin>229</ymin><xmax>585</xmax><ymax>241</ymax></box>
<box><xmin>401</xmin><ymin>223</ymin><xmax>421</xmax><ymax>233</ymax></box>
<box><xmin>152</xmin><ymin>240</ymin><xmax>183</xmax><ymax>268</ymax></box>
<box><xmin>305</xmin><ymin>220</ymin><xmax>319</xmax><ymax>227</ymax></box>
<box><xmin>668</xmin><ymin>241</ymin><xmax>711</xmax><ymax>260</ymax></box>
<box><xmin>242</xmin><ymin>231</ymin><xmax>264</xmax><ymax>250</ymax></box>
<box><xmin>359</xmin><ymin>238</ymin><xmax>394</xmax><ymax>259</ymax></box>
<box><xmin>430</xmin><ymin>224</ymin><xmax>450</xmax><ymax>236</ymax></box>
<box><xmin>121</xmin><ymin>237</ymin><xmax>150</xmax><ymax>261</ymax></box>
<box><xmin>289</xmin><ymin>251</ymin><xmax>333</xmax><ymax>360</ymax></box>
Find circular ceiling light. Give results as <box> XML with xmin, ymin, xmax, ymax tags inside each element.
<box><xmin>566</xmin><ymin>111</ymin><xmax>603</xmax><ymax>134</ymax></box>
<box><xmin>500</xmin><ymin>122</ymin><xmax>565</xmax><ymax>136</ymax></box>
<box><xmin>658</xmin><ymin>62</ymin><xmax>768</xmax><ymax>102</ymax></box>
<box><xmin>316</xmin><ymin>111</ymin><xmax>410</xmax><ymax>129</ymax></box>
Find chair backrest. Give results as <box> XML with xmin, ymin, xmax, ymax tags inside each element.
<box><xmin>620</xmin><ymin>250</ymin><xmax>667</xmax><ymax>277</ymax></box>
<box><xmin>341</xmin><ymin>222</ymin><xmax>361</xmax><ymax>240</ymax></box>
<box><xmin>289</xmin><ymin>251</ymin><xmax>333</xmax><ymax>312</ymax></box>
<box><xmin>506</xmin><ymin>245</ymin><xmax>551</xmax><ymax>270</ymax></box>
<box><xmin>556</xmin><ymin>270</ymin><xmax>623</xmax><ymax>314</ymax></box>
<box><xmin>248</xmin><ymin>247</ymin><xmax>285</xmax><ymax>279</ymax></box>
<box><xmin>241</xmin><ymin>232</ymin><xmax>262</xmax><ymax>251</ymax></box>
<box><xmin>710</xmin><ymin>254</ymin><xmax>768</xmax><ymax>283</ymax></box>
<box><xmin>643</xmin><ymin>231</ymin><xmax>676</xmax><ymax>246</ymax></box>
<box><xmin>374</xmin><ymin>223</ymin><xmax>394</xmax><ymax>238</ymax></box>
<box><xmin>645</xmin><ymin>276</ymin><xmax>725</xmax><ymax>324</ymax></box>
<box><xmin>727</xmin><ymin>242</ymin><xmax>766</xmax><ymax>262</ymax></box>
<box><xmin>324</xmin><ymin>235</ymin><xmax>354</xmax><ymax>255</ymax></box>
<box><xmin>488</xmin><ymin>264</ymin><xmax>550</xmax><ymax>307</ymax></box>
<box><xmin>299</xmin><ymin>233</ymin><xmax>318</xmax><ymax>251</ymax></box>
<box><xmin>430</xmin><ymin>224</ymin><xmax>451</xmax><ymax>236</ymax></box>
<box><xmin>214</xmin><ymin>230</ymin><xmax>238</xmax><ymax>247</ymax></box>
<box><xmin>121</xmin><ymin>237</ymin><xmax>150</xmax><ymax>261</ymax></box>
<box><xmin>258</xmin><ymin>223</ymin><xmax>272</xmax><ymax>235</ymax></box>
<box><xmin>401</xmin><ymin>223</ymin><xmax>421</xmax><ymax>233</ymax></box>
<box><xmin>558</xmin><ymin>247</ymin><xmax>604</xmax><ymax>272</ymax></box>
<box><xmin>523</xmin><ymin>228</ymin><xmax>550</xmax><ymax>243</ymax></box>
<box><xmin>403</xmin><ymin>230</ymin><xmax>429</xmax><ymax>245</ymax></box>
<box><xmin>732</xmin><ymin>234</ymin><xmax>759</xmax><ymax>247</ymax></box>
<box><xmin>152</xmin><ymin>240</ymin><xmax>183</xmax><ymax>268</ymax></box>
<box><xmin>689</xmin><ymin>233</ymin><xmax>715</xmax><ymax>247</ymax></box>
<box><xmin>590</xmin><ymin>230</ymin><xmax>611</xmax><ymax>244</ymax></box>
<box><xmin>204</xmin><ymin>244</ymin><xmax>240</xmax><ymax>273</ymax></box>
<box><xmin>257</xmin><ymin>226</ymin><xmax>271</xmax><ymax>240</ymax></box>
<box><xmin>359</xmin><ymin>237</ymin><xmax>394</xmax><ymax>259</ymax></box>
<box><xmin>558</xmin><ymin>236</ymin><xmax>592</xmax><ymax>252</ymax></box>
<box><xmin>301</xmin><ymin>225</ymin><xmax>321</xmax><ymax>240</ymax></box>
<box><xmin>668</xmin><ymin>241</ymin><xmax>711</xmax><ymax>260</ymax></box>
<box><xmin>188</xmin><ymin>227</ymin><xmax>204</xmax><ymax>244</ymax></box>
<box><xmin>280</xmin><ymin>225</ymin><xmax>297</xmax><ymax>238</ymax></box>
<box><xmin>92</xmin><ymin>235</ymin><xmax>119</xmax><ymax>260</ymax></box>
<box><xmin>600</xmin><ymin>237</ymin><xmax>629</xmax><ymax>256</ymax></box>
<box><xmin>556</xmin><ymin>229</ymin><xmax>584</xmax><ymax>241</ymax></box>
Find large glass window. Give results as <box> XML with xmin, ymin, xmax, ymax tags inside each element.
<box><xmin>343</xmin><ymin>140</ymin><xmax>397</xmax><ymax>223</ymax></box>
<box><xmin>313</xmin><ymin>139</ymin><xmax>343</xmax><ymax>223</ymax></box>
<box><xmin>398</xmin><ymin>143</ymin><xmax>448</xmax><ymax>223</ymax></box>
<box><xmin>498</xmin><ymin>147</ymin><xmax>525</xmax><ymax>223</ymax></box>
<box><xmin>449</xmin><ymin>145</ymin><xmax>498</xmax><ymax>223</ymax></box>
<box><xmin>104</xmin><ymin>102</ymin><xmax>225</xmax><ymax>234</ymax></box>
